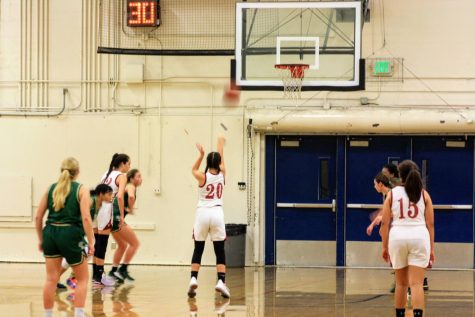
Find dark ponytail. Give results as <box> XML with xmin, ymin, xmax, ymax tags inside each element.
<box><xmin>90</xmin><ymin>184</ymin><xmax>113</xmax><ymax>196</ymax></box>
<box><xmin>398</xmin><ymin>160</ymin><xmax>423</xmax><ymax>203</ymax></box>
<box><xmin>383</xmin><ymin>163</ymin><xmax>399</xmax><ymax>178</ymax></box>
<box><xmin>105</xmin><ymin>153</ymin><xmax>119</xmax><ymax>180</ymax></box>
<box><xmin>105</xmin><ymin>153</ymin><xmax>130</xmax><ymax>180</ymax></box>
<box><xmin>205</xmin><ymin>152</ymin><xmax>221</xmax><ymax>174</ymax></box>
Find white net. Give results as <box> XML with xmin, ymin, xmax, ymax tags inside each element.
<box><xmin>275</xmin><ymin>64</ymin><xmax>309</xmax><ymax>99</ymax></box>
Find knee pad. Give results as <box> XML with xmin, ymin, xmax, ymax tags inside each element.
<box><xmin>94</xmin><ymin>234</ymin><xmax>110</xmax><ymax>260</ymax></box>
<box><xmin>213</xmin><ymin>241</ymin><xmax>226</xmax><ymax>265</ymax></box>
<box><xmin>191</xmin><ymin>241</ymin><xmax>205</xmax><ymax>264</ymax></box>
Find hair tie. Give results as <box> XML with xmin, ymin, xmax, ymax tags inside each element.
<box><xmin>61</xmin><ymin>168</ymin><xmax>74</xmax><ymax>177</ymax></box>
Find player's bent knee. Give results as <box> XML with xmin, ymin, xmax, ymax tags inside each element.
<box><xmin>116</xmin><ymin>239</ymin><xmax>127</xmax><ymax>250</ymax></box>
<box><xmin>130</xmin><ymin>239</ymin><xmax>140</xmax><ymax>249</ymax></box>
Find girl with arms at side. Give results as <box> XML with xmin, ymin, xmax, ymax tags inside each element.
<box><xmin>380</xmin><ymin>160</ymin><xmax>435</xmax><ymax>317</ymax></box>
<box><xmin>35</xmin><ymin>158</ymin><xmax>94</xmax><ymax>317</ymax></box>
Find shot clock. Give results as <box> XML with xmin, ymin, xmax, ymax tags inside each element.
<box><xmin>127</xmin><ymin>0</ymin><xmax>160</xmax><ymax>27</ymax></box>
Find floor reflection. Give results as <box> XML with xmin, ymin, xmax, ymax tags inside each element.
<box><xmin>0</xmin><ymin>264</ymin><xmax>473</xmax><ymax>317</ymax></box>
<box><xmin>187</xmin><ymin>297</ymin><xmax>230</xmax><ymax>317</ymax></box>
<box><xmin>90</xmin><ymin>284</ymin><xmax>139</xmax><ymax>317</ymax></box>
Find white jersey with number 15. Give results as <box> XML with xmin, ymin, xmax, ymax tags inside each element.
<box><xmin>391</xmin><ymin>186</ymin><xmax>426</xmax><ymax>227</ymax></box>
<box><xmin>197</xmin><ymin>172</ymin><xmax>224</xmax><ymax>208</ymax></box>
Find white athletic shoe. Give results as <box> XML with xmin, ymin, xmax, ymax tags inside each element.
<box><xmin>215</xmin><ymin>280</ymin><xmax>230</xmax><ymax>298</ymax></box>
<box><xmin>188</xmin><ymin>277</ymin><xmax>198</xmax><ymax>298</ymax></box>
<box><xmin>101</xmin><ymin>274</ymin><xmax>117</xmax><ymax>287</ymax></box>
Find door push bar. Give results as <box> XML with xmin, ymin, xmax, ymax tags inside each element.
<box><xmin>277</xmin><ymin>199</ymin><xmax>337</xmax><ymax>212</ymax></box>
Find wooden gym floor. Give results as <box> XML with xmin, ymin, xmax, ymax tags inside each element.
<box><xmin>0</xmin><ymin>263</ymin><xmax>473</xmax><ymax>316</ymax></box>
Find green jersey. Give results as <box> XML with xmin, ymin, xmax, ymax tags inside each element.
<box><xmin>113</xmin><ymin>187</ymin><xmax>136</xmax><ymax>217</ymax></box>
<box><xmin>124</xmin><ymin>189</ymin><xmax>137</xmax><ymax>215</ymax></box>
<box><xmin>46</xmin><ymin>181</ymin><xmax>82</xmax><ymax>226</ymax></box>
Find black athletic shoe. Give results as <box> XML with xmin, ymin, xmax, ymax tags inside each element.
<box><xmin>56</xmin><ymin>282</ymin><xmax>67</xmax><ymax>290</ymax></box>
<box><xmin>119</xmin><ymin>269</ymin><xmax>135</xmax><ymax>282</ymax></box>
<box><xmin>109</xmin><ymin>270</ymin><xmax>124</xmax><ymax>283</ymax></box>
<box><xmin>423</xmin><ymin>277</ymin><xmax>429</xmax><ymax>291</ymax></box>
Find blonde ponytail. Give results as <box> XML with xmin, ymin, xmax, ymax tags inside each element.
<box><xmin>53</xmin><ymin>158</ymin><xmax>79</xmax><ymax>211</ymax></box>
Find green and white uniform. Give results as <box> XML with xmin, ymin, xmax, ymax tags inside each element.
<box><xmin>42</xmin><ymin>182</ymin><xmax>87</xmax><ymax>266</ymax></box>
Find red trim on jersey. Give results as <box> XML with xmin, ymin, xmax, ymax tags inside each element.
<box><xmin>104</xmin><ymin>221</ymin><xmax>112</xmax><ymax>230</ymax></box>
<box><xmin>115</xmin><ymin>173</ymin><xmax>120</xmax><ymax>187</ymax></box>
<box><xmin>199</xmin><ymin>174</ymin><xmax>207</xmax><ymax>188</ymax></box>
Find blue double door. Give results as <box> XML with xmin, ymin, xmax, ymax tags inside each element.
<box><xmin>265</xmin><ymin>136</ymin><xmax>343</xmax><ymax>266</ymax></box>
<box><xmin>266</xmin><ymin>135</ymin><xmax>474</xmax><ymax>267</ymax></box>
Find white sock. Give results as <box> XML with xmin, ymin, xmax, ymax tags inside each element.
<box><xmin>74</xmin><ymin>307</ymin><xmax>85</xmax><ymax>317</ymax></box>
<box><xmin>45</xmin><ymin>309</ymin><xmax>53</xmax><ymax>317</ymax></box>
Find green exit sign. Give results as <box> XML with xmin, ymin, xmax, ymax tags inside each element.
<box><xmin>374</xmin><ymin>60</ymin><xmax>392</xmax><ymax>75</ymax></box>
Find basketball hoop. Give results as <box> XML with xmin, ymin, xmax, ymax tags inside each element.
<box><xmin>275</xmin><ymin>64</ymin><xmax>310</xmax><ymax>99</ymax></box>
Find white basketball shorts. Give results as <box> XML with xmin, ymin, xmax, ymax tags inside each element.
<box><xmin>388</xmin><ymin>226</ymin><xmax>430</xmax><ymax>269</ymax></box>
<box><xmin>193</xmin><ymin>206</ymin><xmax>226</xmax><ymax>241</ymax></box>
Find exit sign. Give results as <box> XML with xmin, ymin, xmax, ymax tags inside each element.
<box><xmin>373</xmin><ymin>60</ymin><xmax>392</xmax><ymax>76</ymax></box>
<box><xmin>127</xmin><ymin>0</ymin><xmax>160</xmax><ymax>27</ymax></box>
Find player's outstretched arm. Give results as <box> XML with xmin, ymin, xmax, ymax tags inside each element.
<box><xmin>217</xmin><ymin>136</ymin><xmax>226</xmax><ymax>177</ymax></box>
<box><xmin>192</xmin><ymin>143</ymin><xmax>206</xmax><ymax>186</ymax></box>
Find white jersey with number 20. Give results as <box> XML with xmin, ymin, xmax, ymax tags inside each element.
<box><xmin>197</xmin><ymin>172</ymin><xmax>224</xmax><ymax>208</ymax></box>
